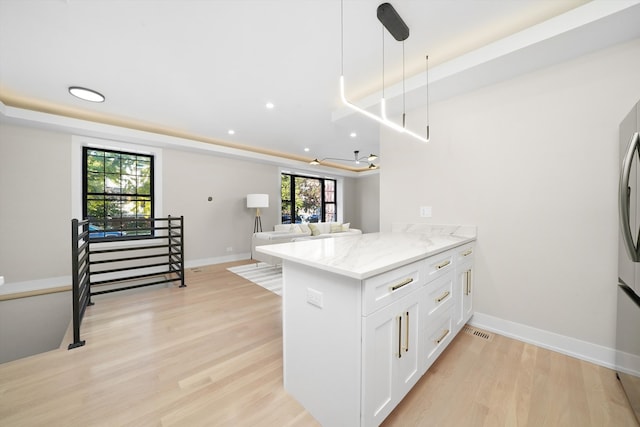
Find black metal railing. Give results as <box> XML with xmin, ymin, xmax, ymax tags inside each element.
<box><xmin>69</xmin><ymin>218</ymin><xmax>91</xmax><ymax>349</ymax></box>
<box><xmin>69</xmin><ymin>216</ymin><xmax>185</xmax><ymax>349</ymax></box>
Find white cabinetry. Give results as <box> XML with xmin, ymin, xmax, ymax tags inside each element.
<box><xmin>362</xmin><ymin>289</ymin><xmax>422</xmax><ymax>426</ymax></box>
<box><xmin>421</xmin><ymin>271</ymin><xmax>455</xmax><ymax>372</ymax></box>
<box><xmin>454</xmin><ymin>244</ymin><xmax>475</xmax><ymax>334</ymax></box>
<box><xmin>282</xmin><ymin>241</ymin><xmax>475</xmax><ymax>427</ymax></box>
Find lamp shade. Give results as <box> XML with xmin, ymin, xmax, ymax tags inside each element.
<box><xmin>247</xmin><ymin>194</ymin><xmax>269</xmax><ymax>208</ymax></box>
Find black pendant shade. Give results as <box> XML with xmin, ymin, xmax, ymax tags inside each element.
<box><xmin>377</xmin><ymin>3</ymin><xmax>409</xmax><ymax>41</ymax></box>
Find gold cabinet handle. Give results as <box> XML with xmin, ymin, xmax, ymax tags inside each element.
<box><xmin>397</xmin><ymin>315</ymin><xmax>402</xmax><ymax>359</ymax></box>
<box><xmin>465</xmin><ymin>269</ymin><xmax>472</xmax><ymax>295</ymax></box>
<box><xmin>464</xmin><ymin>271</ymin><xmax>468</xmax><ymax>295</ymax></box>
<box><xmin>435</xmin><ymin>260</ymin><xmax>451</xmax><ymax>270</ymax></box>
<box><xmin>435</xmin><ymin>290</ymin><xmax>450</xmax><ymax>303</ymax></box>
<box><xmin>404</xmin><ymin>311</ymin><xmax>410</xmax><ymax>353</ymax></box>
<box><xmin>435</xmin><ymin>329</ymin><xmax>450</xmax><ymax>345</ymax></box>
<box><xmin>389</xmin><ymin>277</ymin><xmax>413</xmax><ymax>292</ymax></box>
<box><xmin>461</xmin><ymin>249</ymin><xmax>473</xmax><ymax>257</ymax></box>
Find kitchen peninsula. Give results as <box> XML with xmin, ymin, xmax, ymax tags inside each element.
<box><xmin>257</xmin><ymin>225</ymin><xmax>476</xmax><ymax>426</ymax></box>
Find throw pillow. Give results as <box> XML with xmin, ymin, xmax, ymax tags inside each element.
<box><xmin>309</xmin><ymin>223</ymin><xmax>321</xmax><ymax>236</ymax></box>
<box><xmin>330</xmin><ymin>222</ymin><xmax>343</xmax><ymax>233</ymax></box>
<box><xmin>317</xmin><ymin>222</ymin><xmax>331</xmax><ymax>234</ymax></box>
<box><xmin>291</xmin><ymin>224</ymin><xmax>303</xmax><ymax>233</ymax></box>
<box><xmin>274</xmin><ymin>224</ymin><xmax>290</xmax><ymax>232</ymax></box>
<box><xmin>298</xmin><ymin>223</ymin><xmax>310</xmax><ymax>234</ymax></box>
<box><xmin>342</xmin><ymin>222</ymin><xmax>350</xmax><ymax>231</ymax></box>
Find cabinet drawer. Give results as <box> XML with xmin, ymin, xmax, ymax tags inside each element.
<box><xmin>455</xmin><ymin>243</ymin><xmax>475</xmax><ymax>263</ymax></box>
<box><xmin>424</xmin><ymin>250</ymin><xmax>455</xmax><ymax>283</ymax></box>
<box><xmin>362</xmin><ymin>260</ymin><xmax>423</xmax><ymax>316</ymax></box>
<box><xmin>423</xmin><ymin>305</ymin><xmax>454</xmax><ymax>363</ymax></box>
<box><xmin>423</xmin><ymin>272</ymin><xmax>454</xmax><ymax>317</ymax></box>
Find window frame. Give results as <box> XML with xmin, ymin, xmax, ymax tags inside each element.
<box><xmin>82</xmin><ymin>146</ymin><xmax>155</xmax><ymax>240</ymax></box>
<box><xmin>72</xmin><ymin>136</ymin><xmax>163</xmax><ymax>244</ymax></box>
<box><xmin>280</xmin><ymin>173</ymin><xmax>338</xmax><ymax>224</ymax></box>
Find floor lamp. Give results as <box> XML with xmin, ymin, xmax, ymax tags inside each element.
<box><xmin>247</xmin><ymin>194</ymin><xmax>269</xmax><ymax>233</ymax></box>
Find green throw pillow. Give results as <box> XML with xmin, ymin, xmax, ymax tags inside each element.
<box><xmin>330</xmin><ymin>223</ymin><xmax>343</xmax><ymax>233</ymax></box>
<box><xmin>309</xmin><ymin>223</ymin><xmax>320</xmax><ymax>236</ymax></box>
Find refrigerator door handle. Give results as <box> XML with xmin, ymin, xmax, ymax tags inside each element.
<box><xmin>620</xmin><ymin>131</ymin><xmax>640</xmax><ymax>262</ymax></box>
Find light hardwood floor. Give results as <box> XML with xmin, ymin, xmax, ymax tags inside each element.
<box><xmin>0</xmin><ymin>261</ymin><xmax>637</xmax><ymax>426</ymax></box>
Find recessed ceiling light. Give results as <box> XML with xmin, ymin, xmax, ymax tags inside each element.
<box><xmin>350</xmin><ymin>132</ymin><xmax>357</xmax><ymax>138</ymax></box>
<box><xmin>304</xmin><ymin>147</ymin><xmax>310</xmax><ymax>152</ymax></box>
<box><xmin>265</xmin><ymin>102</ymin><xmax>275</xmax><ymax>109</ymax></box>
<box><xmin>228</xmin><ymin>129</ymin><xmax>235</xmax><ymax>135</ymax></box>
<box><xmin>68</xmin><ymin>86</ymin><xmax>105</xmax><ymax>103</ymax></box>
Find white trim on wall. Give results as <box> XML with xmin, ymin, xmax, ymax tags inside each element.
<box><xmin>186</xmin><ymin>253</ymin><xmax>251</xmax><ymax>269</ymax></box>
<box><xmin>0</xmin><ymin>275</ymin><xmax>71</xmax><ymax>297</ymax></box>
<box><xmin>470</xmin><ymin>312</ymin><xmax>640</xmax><ymax>376</ymax></box>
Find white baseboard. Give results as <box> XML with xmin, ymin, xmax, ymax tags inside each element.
<box><xmin>1</xmin><ymin>253</ymin><xmax>251</xmax><ymax>297</ymax></box>
<box><xmin>0</xmin><ymin>275</ymin><xmax>71</xmax><ymax>297</ymax></box>
<box><xmin>185</xmin><ymin>253</ymin><xmax>251</xmax><ymax>269</ymax></box>
<box><xmin>469</xmin><ymin>312</ymin><xmax>640</xmax><ymax>375</ymax></box>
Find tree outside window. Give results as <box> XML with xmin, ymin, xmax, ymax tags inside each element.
<box><xmin>281</xmin><ymin>173</ymin><xmax>336</xmax><ymax>223</ymax></box>
<box><xmin>83</xmin><ymin>147</ymin><xmax>154</xmax><ymax>238</ymax></box>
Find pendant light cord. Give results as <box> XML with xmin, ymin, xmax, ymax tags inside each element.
<box><xmin>426</xmin><ymin>54</ymin><xmax>430</xmax><ymax>139</ymax></box>
<box><xmin>339</xmin><ymin>1</ymin><xmax>430</xmax><ymax>143</ymax></box>
<box><xmin>381</xmin><ymin>24</ymin><xmax>385</xmax><ymax>99</ymax></box>
<box><xmin>402</xmin><ymin>40</ymin><xmax>406</xmax><ymax>128</ymax></box>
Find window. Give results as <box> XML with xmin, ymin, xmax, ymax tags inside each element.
<box><xmin>281</xmin><ymin>173</ymin><xmax>337</xmax><ymax>223</ymax></box>
<box><xmin>83</xmin><ymin>147</ymin><xmax>154</xmax><ymax>238</ymax></box>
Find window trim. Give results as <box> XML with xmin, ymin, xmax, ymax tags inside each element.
<box><xmin>72</xmin><ymin>136</ymin><xmax>163</xmax><ymax>245</ymax></box>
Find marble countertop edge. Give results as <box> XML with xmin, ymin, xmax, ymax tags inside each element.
<box><xmin>257</xmin><ymin>228</ymin><xmax>476</xmax><ymax>280</ymax></box>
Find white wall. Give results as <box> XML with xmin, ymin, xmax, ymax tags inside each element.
<box><xmin>334</xmin><ymin>174</ymin><xmax>380</xmax><ymax>233</ymax></box>
<box><xmin>0</xmin><ymin>292</ymin><xmax>70</xmax><ymax>364</ymax></box>
<box><xmin>0</xmin><ymin>123</ymin><xmax>286</xmax><ymax>361</ymax></box>
<box><xmin>355</xmin><ymin>173</ymin><xmax>380</xmax><ymax>233</ymax></box>
<box><xmin>0</xmin><ymin>124</ymin><xmax>285</xmax><ymax>286</ymax></box>
<box><xmin>0</xmin><ymin>124</ymin><xmax>71</xmax><ymax>283</ymax></box>
<box><xmin>0</xmin><ymin>121</ymin><xmax>375</xmax><ymax>284</ymax></box>
<box><xmin>341</xmin><ymin>176</ymin><xmax>358</xmax><ymax>227</ymax></box>
<box><xmin>380</xmin><ymin>39</ymin><xmax>640</xmax><ymax>358</ymax></box>
<box><xmin>163</xmin><ymin>148</ymin><xmax>281</xmax><ymax>266</ymax></box>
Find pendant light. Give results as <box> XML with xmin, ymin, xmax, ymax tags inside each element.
<box><xmin>309</xmin><ymin>150</ymin><xmax>379</xmax><ymax>168</ymax></box>
<box><xmin>339</xmin><ymin>1</ymin><xmax>430</xmax><ymax>143</ymax></box>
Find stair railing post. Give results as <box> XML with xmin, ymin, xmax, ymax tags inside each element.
<box><xmin>179</xmin><ymin>215</ymin><xmax>185</xmax><ymax>287</ymax></box>
<box><xmin>68</xmin><ymin>219</ymin><xmax>86</xmax><ymax>349</ymax></box>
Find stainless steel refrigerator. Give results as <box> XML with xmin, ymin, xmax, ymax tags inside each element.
<box><xmin>618</xmin><ymin>99</ymin><xmax>640</xmax><ymax>423</ymax></box>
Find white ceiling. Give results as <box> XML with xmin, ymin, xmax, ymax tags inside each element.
<box><xmin>1</xmin><ymin>0</ymin><xmax>640</xmax><ymax>172</ymax></box>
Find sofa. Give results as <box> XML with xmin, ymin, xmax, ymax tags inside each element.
<box><xmin>251</xmin><ymin>222</ymin><xmax>362</xmax><ymax>264</ymax></box>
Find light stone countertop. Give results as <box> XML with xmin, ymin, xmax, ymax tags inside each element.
<box><xmin>256</xmin><ymin>225</ymin><xmax>476</xmax><ymax>280</ymax></box>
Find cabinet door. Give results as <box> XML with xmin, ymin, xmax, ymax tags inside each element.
<box><xmin>454</xmin><ymin>265</ymin><xmax>465</xmax><ymax>331</ymax></box>
<box><xmin>362</xmin><ymin>290</ymin><xmax>422</xmax><ymax>426</ymax></box>
<box><xmin>423</xmin><ymin>304</ymin><xmax>454</xmax><ymax>370</ymax></box>
<box><xmin>454</xmin><ymin>245</ymin><xmax>474</xmax><ymax>331</ymax></box>
<box><xmin>396</xmin><ymin>296</ymin><xmax>421</xmax><ymax>396</ymax></box>
<box><xmin>462</xmin><ymin>265</ymin><xmax>473</xmax><ymax>321</ymax></box>
<box><xmin>362</xmin><ymin>302</ymin><xmax>395</xmax><ymax>426</ymax></box>
<box><xmin>454</xmin><ymin>260</ymin><xmax>474</xmax><ymax>333</ymax></box>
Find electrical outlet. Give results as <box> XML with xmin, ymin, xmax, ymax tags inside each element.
<box><xmin>226</xmin><ymin>247</ymin><xmax>233</xmax><ymax>252</ymax></box>
<box><xmin>420</xmin><ymin>206</ymin><xmax>432</xmax><ymax>218</ymax></box>
<box><xmin>307</xmin><ymin>288</ymin><xmax>323</xmax><ymax>308</ymax></box>
<box><xmin>0</xmin><ymin>276</ymin><xmax>4</xmax><ymax>286</ymax></box>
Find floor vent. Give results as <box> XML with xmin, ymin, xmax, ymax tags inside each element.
<box><xmin>462</xmin><ymin>325</ymin><xmax>494</xmax><ymax>341</ymax></box>
<box><xmin>191</xmin><ymin>268</ymin><xmax>202</xmax><ymax>273</ymax></box>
